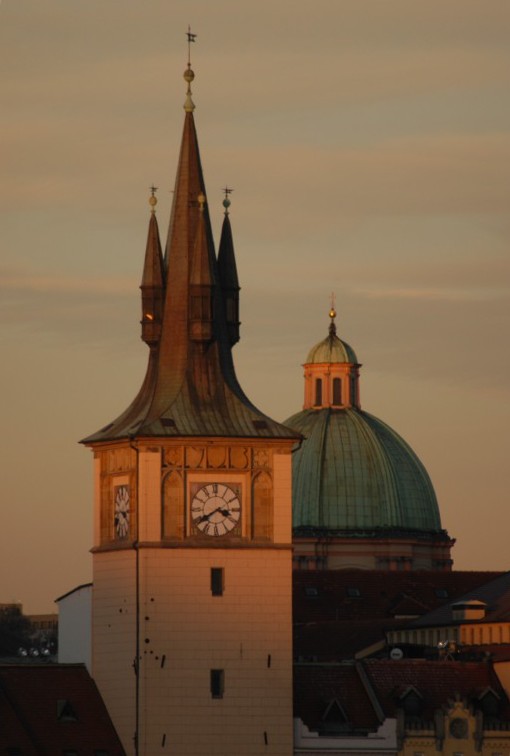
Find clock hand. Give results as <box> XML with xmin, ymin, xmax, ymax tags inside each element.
<box><xmin>197</xmin><ymin>512</ymin><xmax>211</xmax><ymax>524</ymax></box>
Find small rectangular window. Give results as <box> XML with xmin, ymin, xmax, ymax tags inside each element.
<box><xmin>210</xmin><ymin>669</ymin><xmax>224</xmax><ymax>699</ymax></box>
<box><xmin>211</xmin><ymin>568</ymin><xmax>224</xmax><ymax>596</ymax></box>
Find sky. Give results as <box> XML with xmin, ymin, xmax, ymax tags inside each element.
<box><xmin>1</xmin><ymin>1</ymin><xmax>509</xmax><ymax>613</ymax></box>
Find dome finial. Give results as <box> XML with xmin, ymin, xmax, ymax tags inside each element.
<box><xmin>149</xmin><ymin>185</ymin><xmax>158</xmax><ymax>214</ymax></box>
<box><xmin>183</xmin><ymin>26</ymin><xmax>197</xmax><ymax>112</ymax></box>
<box><xmin>222</xmin><ymin>185</ymin><xmax>233</xmax><ymax>215</ymax></box>
<box><xmin>329</xmin><ymin>292</ymin><xmax>337</xmax><ymax>336</ymax></box>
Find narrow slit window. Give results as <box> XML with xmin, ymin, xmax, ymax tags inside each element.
<box><xmin>211</xmin><ymin>567</ymin><xmax>224</xmax><ymax>596</ymax></box>
<box><xmin>210</xmin><ymin>669</ymin><xmax>224</xmax><ymax>699</ymax></box>
<box><xmin>314</xmin><ymin>379</ymin><xmax>322</xmax><ymax>407</ymax></box>
<box><xmin>332</xmin><ymin>377</ymin><xmax>341</xmax><ymax>405</ymax></box>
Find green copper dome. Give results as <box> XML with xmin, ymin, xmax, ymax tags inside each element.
<box><xmin>285</xmin><ymin>407</ymin><xmax>442</xmax><ymax>534</ymax></box>
<box><xmin>286</xmin><ymin>310</ymin><xmax>445</xmax><ymax>538</ymax></box>
<box><xmin>306</xmin><ymin>332</ymin><xmax>358</xmax><ymax>365</ymax></box>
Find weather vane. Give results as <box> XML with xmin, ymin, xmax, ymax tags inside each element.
<box><xmin>222</xmin><ymin>186</ymin><xmax>233</xmax><ymax>215</ymax></box>
<box><xmin>186</xmin><ymin>25</ymin><xmax>197</xmax><ymax>67</ymax></box>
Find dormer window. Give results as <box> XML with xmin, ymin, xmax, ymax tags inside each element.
<box><xmin>320</xmin><ymin>698</ymin><xmax>349</xmax><ymax>734</ymax></box>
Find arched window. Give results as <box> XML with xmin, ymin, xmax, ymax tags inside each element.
<box><xmin>314</xmin><ymin>379</ymin><xmax>322</xmax><ymax>407</ymax></box>
<box><xmin>332</xmin><ymin>377</ymin><xmax>342</xmax><ymax>405</ymax></box>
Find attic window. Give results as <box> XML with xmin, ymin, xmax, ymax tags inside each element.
<box><xmin>477</xmin><ymin>689</ymin><xmax>501</xmax><ymax>717</ymax></box>
<box><xmin>346</xmin><ymin>587</ymin><xmax>361</xmax><ymax>598</ymax></box>
<box><xmin>435</xmin><ymin>588</ymin><xmax>449</xmax><ymax>598</ymax></box>
<box><xmin>252</xmin><ymin>420</ymin><xmax>268</xmax><ymax>431</ymax></box>
<box><xmin>320</xmin><ymin>699</ymin><xmax>349</xmax><ymax>734</ymax></box>
<box><xmin>57</xmin><ymin>699</ymin><xmax>78</xmax><ymax>722</ymax></box>
<box><xmin>399</xmin><ymin>687</ymin><xmax>423</xmax><ymax>716</ymax></box>
<box><xmin>304</xmin><ymin>586</ymin><xmax>318</xmax><ymax>597</ymax></box>
<box><xmin>161</xmin><ymin>418</ymin><xmax>176</xmax><ymax>428</ymax></box>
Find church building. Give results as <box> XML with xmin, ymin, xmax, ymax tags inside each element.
<box><xmin>286</xmin><ymin>309</ymin><xmax>454</xmax><ymax>571</ymax></box>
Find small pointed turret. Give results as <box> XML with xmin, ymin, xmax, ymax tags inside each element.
<box><xmin>217</xmin><ymin>188</ymin><xmax>240</xmax><ymax>346</ymax></box>
<box><xmin>140</xmin><ymin>188</ymin><xmax>165</xmax><ymax>347</ymax></box>
<box><xmin>189</xmin><ymin>192</ymin><xmax>214</xmax><ymax>343</ymax></box>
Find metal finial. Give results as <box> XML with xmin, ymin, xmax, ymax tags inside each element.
<box><xmin>183</xmin><ymin>26</ymin><xmax>197</xmax><ymax>112</ymax></box>
<box><xmin>329</xmin><ymin>292</ymin><xmax>337</xmax><ymax>336</ymax></box>
<box><xmin>149</xmin><ymin>185</ymin><xmax>158</xmax><ymax>214</ymax></box>
<box><xmin>222</xmin><ymin>186</ymin><xmax>233</xmax><ymax>215</ymax></box>
<box><xmin>186</xmin><ymin>25</ymin><xmax>197</xmax><ymax>66</ymax></box>
<box><xmin>198</xmin><ymin>192</ymin><xmax>206</xmax><ymax>212</ymax></box>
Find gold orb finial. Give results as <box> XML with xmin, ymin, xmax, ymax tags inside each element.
<box><xmin>149</xmin><ymin>185</ymin><xmax>158</xmax><ymax>213</ymax></box>
<box><xmin>198</xmin><ymin>192</ymin><xmax>206</xmax><ymax>211</ymax></box>
<box><xmin>222</xmin><ymin>186</ymin><xmax>233</xmax><ymax>215</ymax></box>
<box><xmin>328</xmin><ymin>292</ymin><xmax>337</xmax><ymax>335</ymax></box>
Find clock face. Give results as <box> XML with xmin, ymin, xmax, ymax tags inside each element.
<box><xmin>114</xmin><ymin>484</ymin><xmax>130</xmax><ymax>539</ymax></box>
<box><xmin>191</xmin><ymin>483</ymin><xmax>241</xmax><ymax>537</ymax></box>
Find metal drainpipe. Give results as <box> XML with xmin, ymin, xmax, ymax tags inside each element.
<box><xmin>130</xmin><ymin>438</ymin><xmax>140</xmax><ymax>756</ymax></box>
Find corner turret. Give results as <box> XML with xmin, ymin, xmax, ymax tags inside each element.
<box><xmin>217</xmin><ymin>188</ymin><xmax>240</xmax><ymax>346</ymax></box>
<box><xmin>140</xmin><ymin>188</ymin><xmax>165</xmax><ymax>348</ymax></box>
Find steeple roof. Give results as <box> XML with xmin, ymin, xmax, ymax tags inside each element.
<box><xmin>83</xmin><ymin>69</ymin><xmax>297</xmax><ymax>444</ymax></box>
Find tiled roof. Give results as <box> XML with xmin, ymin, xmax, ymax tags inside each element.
<box><xmin>410</xmin><ymin>570</ymin><xmax>510</xmax><ymax>628</ymax></box>
<box><xmin>364</xmin><ymin>659</ymin><xmax>510</xmax><ymax>720</ymax></box>
<box><xmin>294</xmin><ymin>663</ymin><xmax>381</xmax><ymax>733</ymax></box>
<box><xmin>0</xmin><ymin>664</ymin><xmax>125</xmax><ymax>754</ymax></box>
<box><xmin>294</xmin><ymin>618</ymin><xmax>410</xmax><ymax>662</ymax></box>
<box><xmin>293</xmin><ymin>570</ymin><xmax>502</xmax><ymax>624</ymax></box>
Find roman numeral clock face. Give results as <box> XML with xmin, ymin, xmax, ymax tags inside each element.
<box><xmin>191</xmin><ymin>483</ymin><xmax>241</xmax><ymax>537</ymax></box>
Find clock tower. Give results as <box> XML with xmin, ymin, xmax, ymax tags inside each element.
<box><xmin>82</xmin><ymin>60</ymin><xmax>299</xmax><ymax>755</ymax></box>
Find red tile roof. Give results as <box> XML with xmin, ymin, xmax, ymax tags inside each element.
<box><xmin>0</xmin><ymin>664</ymin><xmax>125</xmax><ymax>754</ymax></box>
<box><xmin>293</xmin><ymin>570</ymin><xmax>502</xmax><ymax>624</ymax></box>
<box><xmin>364</xmin><ymin>659</ymin><xmax>510</xmax><ymax>720</ymax></box>
<box><xmin>294</xmin><ymin>663</ymin><xmax>382</xmax><ymax>733</ymax></box>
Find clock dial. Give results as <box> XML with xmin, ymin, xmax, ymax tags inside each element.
<box><xmin>191</xmin><ymin>483</ymin><xmax>241</xmax><ymax>536</ymax></box>
<box><xmin>114</xmin><ymin>484</ymin><xmax>130</xmax><ymax>539</ymax></box>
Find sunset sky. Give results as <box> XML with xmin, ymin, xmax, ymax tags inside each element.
<box><xmin>1</xmin><ymin>1</ymin><xmax>509</xmax><ymax>613</ymax></box>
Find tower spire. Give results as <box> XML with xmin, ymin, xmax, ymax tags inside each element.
<box><xmin>83</xmin><ymin>54</ymin><xmax>298</xmax><ymax>443</ymax></box>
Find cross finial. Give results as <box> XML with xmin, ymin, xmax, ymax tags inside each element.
<box><xmin>186</xmin><ymin>25</ymin><xmax>197</xmax><ymax>68</ymax></box>
<box><xmin>222</xmin><ymin>186</ymin><xmax>233</xmax><ymax>215</ymax></box>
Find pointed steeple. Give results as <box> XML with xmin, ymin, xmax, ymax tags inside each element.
<box><xmin>140</xmin><ymin>188</ymin><xmax>165</xmax><ymax>348</ymax></box>
<box><xmin>218</xmin><ymin>188</ymin><xmax>240</xmax><ymax>346</ymax></box>
<box><xmin>82</xmin><ymin>60</ymin><xmax>298</xmax><ymax>443</ymax></box>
